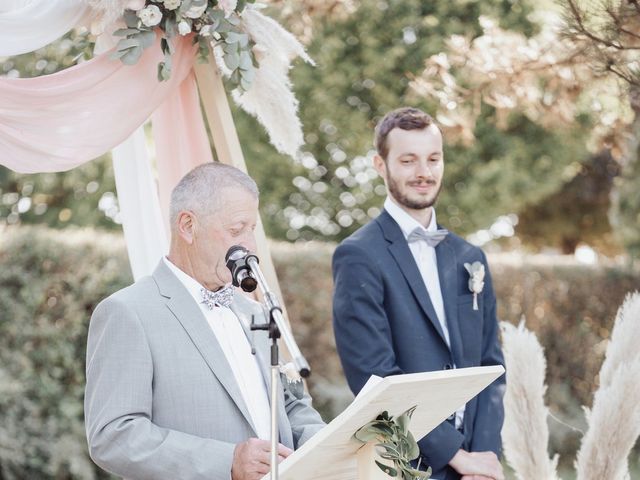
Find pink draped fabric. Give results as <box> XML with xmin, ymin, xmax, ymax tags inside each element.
<box><xmin>152</xmin><ymin>70</ymin><xmax>214</xmax><ymax>228</ymax></box>
<box><xmin>0</xmin><ymin>34</ymin><xmax>197</xmax><ymax>174</ymax></box>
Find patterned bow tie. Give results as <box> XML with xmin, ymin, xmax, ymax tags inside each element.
<box><xmin>201</xmin><ymin>285</ymin><xmax>235</xmax><ymax>309</ymax></box>
<box><xmin>407</xmin><ymin>227</ymin><xmax>449</xmax><ymax>247</ymax></box>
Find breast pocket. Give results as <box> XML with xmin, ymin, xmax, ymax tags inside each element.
<box><xmin>457</xmin><ymin>294</ymin><xmax>483</xmax><ymax>363</ymax></box>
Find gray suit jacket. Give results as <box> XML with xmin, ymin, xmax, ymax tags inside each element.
<box><xmin>85</xmin><ymin>260</ymin><xmax>325</xmax><ymax>480</ymax></box>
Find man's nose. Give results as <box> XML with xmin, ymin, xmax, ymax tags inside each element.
<box><xmin>239</xmin><ymin>233</ymin><xmax>257</xmax><ymax>254</ymax></box>
<box><xmin>415</xmin><ymin>160</ymin><xmax>434</xmax><ymax>178</ymax></box>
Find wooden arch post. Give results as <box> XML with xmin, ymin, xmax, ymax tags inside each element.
<box><xmin>193</xmin><ymin>56</ymin><xmax>294</xmax><ymax>356</ymax></box>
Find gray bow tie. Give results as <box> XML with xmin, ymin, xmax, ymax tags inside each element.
<box><xmin>201</xmin><ymin>285</ymin><xmax>235</xmax><ymax>309</ymax></box>
<box><xmin>407</xmin><ymin>227</ymin><xmax>449</xmax><ymax>247</ymax></box>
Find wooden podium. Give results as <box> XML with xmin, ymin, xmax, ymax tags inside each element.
<box><xmin>262</xmin><ymin>365</ymin><xmax>504</xmax><ymax>480</ymax></box>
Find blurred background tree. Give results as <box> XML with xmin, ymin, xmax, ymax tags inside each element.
<box><xmin>239</xmin><ymin>0</ymin><xmax>589</xmax><ymax>243</ymax></box>
<box><xmin>409</xmin><ymin>0</ymin><xmax>639</xmax><ymax>260</ymax></box>
<box><xmin>1</xmin><ymin>0</ymin><xmax>637</xmax><ymax>262</ymax></box>
<box><xmin>562</xmin><ymin>0</ymin><xmax>640</xmax><ymax>260</ymax></box>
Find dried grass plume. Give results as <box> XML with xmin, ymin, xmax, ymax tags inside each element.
<box><xmin>233</xmin><ymin>7</ymin><xmax>314</xmax><ymax>159</ymax></box>
<box><xmin>85</xmin><ymin>0</ymin><xmax>129</xmax><ymax>34</ymax></box>
<box><xmin>575</xmin><ymin>292</ymin><xmax>640</xmax><ymax>480</ymax></box>
<box><xmin>500</xmin><ymin>320</ymin><xmax>559</xmax><ymax>480</ymax></box>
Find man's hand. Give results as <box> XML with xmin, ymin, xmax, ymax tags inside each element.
<box><xmin>231</xmin><ymin>438</ymin><xmax>293</xmax><ymax>480</ymax></box>
<box><xmin>449</xmin><ymin>449</ymin><xmax>504</xmax><ymax>480</ymax></box>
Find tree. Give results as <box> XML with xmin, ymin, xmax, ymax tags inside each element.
<box><xmin>563</xmin><ymin>0</ymin><xmax>640</xmax><ymax>260</ymax></box>
<box><xmin>409</xmin><ymin>2</ymin><xmax>639</xmax><ymax>258</ymax></box>
<box><xmin>236</xmin><ymin>0</ymin><xmax>594</xmax><ymax>242</ymax></box>
<box><xmin>2</xmin><ymin>1</ymin><xmax>604</xmax><ymax>251</ymax></box>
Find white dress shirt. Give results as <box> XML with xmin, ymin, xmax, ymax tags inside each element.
<box><xmin>385</xmin><ymin>198</ymin><xmax>450</xmax><ymax>345</ymax></box>
<box><xmin>163</xmin><ymin>257</ymin><xmax>272</xmax><ymax>440</ymax></box>
<box><xmin>384</xmin><ymin>198</ymin><xmax>465</xmax><ymax>429</ymax></box>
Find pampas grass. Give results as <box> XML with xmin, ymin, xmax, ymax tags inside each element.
<box><xmin>500</xmin><ymin>321</ymin><xmax>559</xmax><ymax>480</ymax></box>
<box><xmin>575</xmin><ymin>292</ymin><xmax>640</xmax><ymax>480</ymax></box>
<box><xmin>85</xmin><ymin>0</ymin><xmax>129</xmax><ymax>34</ymax></box>
<box><xmin>233</xmin><ymin>8</ymin><xmax>314</xmax><ymax>158</ymax></box>
<box><xmin>597</xmin><ymin>293</ymin><xmax>640</xmax><ymax>390</ymax></box>
<box><xmin>502</xmin><ymin>292</ymin><xmax>640</xmax><ymax>480</ymax></box>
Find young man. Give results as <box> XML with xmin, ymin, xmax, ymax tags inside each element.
<box><xmin>332</xmin><ymin>107</ymin><xmax>505</xmax><ymax>480</ymax></box>
<box><xmin>85</xmin><ymin>162</ymin><xmax>324</xmax><ymax>480</ymax></box>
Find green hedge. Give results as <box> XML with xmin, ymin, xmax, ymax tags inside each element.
<box><xmin>1</xmin><ymin>226</ymin><xmax>638</xmax><ymax>478</ymax></box>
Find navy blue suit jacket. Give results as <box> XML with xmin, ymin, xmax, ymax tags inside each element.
<box><xmin>332</xmin><ymin>210</ymin><xmax>505</xmax><ymax>480</ymax></box>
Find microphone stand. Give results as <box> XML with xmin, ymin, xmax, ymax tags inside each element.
<box><xmin>244</xmin><ymin>255</ymin><xmax>310</xmax><ymax>480</ymax></box>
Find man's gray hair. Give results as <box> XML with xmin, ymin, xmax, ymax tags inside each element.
<box><xmin>169</xmin><ymin>162</ymin><xmax>259</xmax><ymax>229</ymax></box>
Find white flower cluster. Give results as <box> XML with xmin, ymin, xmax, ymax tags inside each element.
<box><xmin>135</xmin><ymin>0</ymin><xmax>238</xmax><ymax>28</ymax></box>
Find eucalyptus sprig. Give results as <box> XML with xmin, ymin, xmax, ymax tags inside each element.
<box><xmin>111</xmin><ymin>0</ymin><xmax>257</xmax><ymax>90</ymax></box>
<box><xmin>354</xmin><ymin>406</ymin><xmax>432</xmax><ymax>480</ymax></box>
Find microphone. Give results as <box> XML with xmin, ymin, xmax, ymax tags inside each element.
<box><xmin>225</xmin><ymin>245</ymin><xmax>311</xmax><ymax>378</ymax></box>
<box><xmin>225</xmin><ymin>245</ymin><xmax>258</xmax><ymax>292</ymax></box>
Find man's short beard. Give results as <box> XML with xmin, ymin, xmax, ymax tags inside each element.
<box><xmin>387</xmin><ymin>175</ymin><xmax>442</xmax><ymax>210</ymax></box>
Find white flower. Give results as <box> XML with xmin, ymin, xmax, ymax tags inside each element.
<box><xmin>279</xmin><ymin>362</ymin><xmax>301</xmax><ymax>383</ymax></box>
<box><xmin>279</xmin><ymin>362</ymin><xmax>304</xmax><ymax>399</ymax></box>
<box><xmin>464</xmin><ymin>261</ymin><xmax>485</xmax><ymax>310</ymax></box>
<box><xmin>137</xmin><ymin>5</ymin><xmax>163</xmax><ymax>27</ymax></box>
<box><xmin>178</xmin><ymin>20</ymin><xmax>192</xmax><ymax>35</ymax></box>
<box><xmin>184</xmin><ymin>3</ymin><xmax>208</xmax><ymax>18</ymax></box>
<box><xmin>163</xmin><ymin>0</ymin><xmax>181</xmax><ymax>10</ymax></box>
<box><xmin>218</xmin><ymin>0</ymin><xmax>238</xmax><ymax>17</ymax></box>
<box><xmin>199</xmin><ymin>24</ymin><xmax>213</xmax><ymax>36</ymax></box>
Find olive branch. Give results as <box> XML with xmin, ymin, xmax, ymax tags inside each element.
<box><xmin>353</xmin><ymin>406</ymin><xmax>432</xmax><ymax>479</ymax></box>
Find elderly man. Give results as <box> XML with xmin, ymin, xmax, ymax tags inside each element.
<box><xmin>332</xmin><ymin>107</ymin><xmax>505</xmax><ymax>480</ymax></box>
<box><xmin>85</xmin><ymin>162</ymin><xmax>324</xmax><ymax>480</ymax></box>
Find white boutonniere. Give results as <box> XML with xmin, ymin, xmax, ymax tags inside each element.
<box><xmin>464</xmin><ymin>261</ymin><xmax>485</xmax><ymax>311</ymax></box>
<box><xmin>279</xmin><ymin>362</ymin><xmax>304</xmax><ymax>400</ymax></box>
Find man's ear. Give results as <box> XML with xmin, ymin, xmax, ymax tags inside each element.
<box><xmin>373</xmin><ymin>154</ymin><xmax>387</xmax><ymax>181</ymax></box>
<box><xmin>175</xmin><ymin>211</ymin><xmax>196</xmax><ymax>244</ymax></box>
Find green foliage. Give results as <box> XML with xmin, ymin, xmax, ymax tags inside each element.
<box><xmin>354</xmin><ymin>407</ymin><xmax>431</xmax><ymax>479</ymax></box>
<box><xmin>0</xmin><ymin>30</ymin><xmax>92</xmax><ymax>79</ymax></box>
<box><xmin>517</xmin><ymin>150</ymin><xmax>621</xmax><ymax>254</ymax></box>
<box><xmin>112</xmin><ymin>2</ymin><xmax>257</xmax><ymax>86</ymax></box>
<box><xmin>0</xmin><ymin>156</ymin><xmax>119</xmax><ymax>231</ymax></box>
<box><xmin>234</xmin><ymin>0</ymin><xmax>593</xmax><ymax>242</ymax></box>
<box><xmin>0</xmin><ymin>227</ymin><xmax>129</xmax><ymax>479</ymax></box>
<box><xmin>1</xmin><ymin>227</ymin><xmax>639</xmax><ymax>477</ymax></box>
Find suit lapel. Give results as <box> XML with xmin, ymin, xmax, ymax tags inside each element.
<box><xmin>378</xmin><ymin>211</ymin><xmax>449</xmax><ymax>346</ymax></box>
<box><xmin>435</xmin><ymin>237</ymin><xmax>464</xmax><ymax>366</ymax></box>
<box><xmin>152</xmin><ymin>261</ymin><xmax>257</xmax><ymax>435</ymax></box>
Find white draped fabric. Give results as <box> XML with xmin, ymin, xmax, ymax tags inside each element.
<box><xmin>0</xmin><ymin>35</ymin><xmax>196</xmax><ymax>174</ymax></box>
<box><xmin>111</xmin><ymin>127</ymin><xmax>168</xmax><ymax>280</ymax></box>
<box><xmin>0</xmin><ymin>0</ymin><xmax>88</xmax><ymax>57</ymax></box>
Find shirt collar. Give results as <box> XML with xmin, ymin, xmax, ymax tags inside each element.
<box><xmin>163</xmin><ymin>256</ymin><xmax>208</xmax><ymax>306</ymax></box>
<box><xmin>384</xmin><ymin>196</ymin><xmax>438</xmax><ymax>240</ymax></box>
